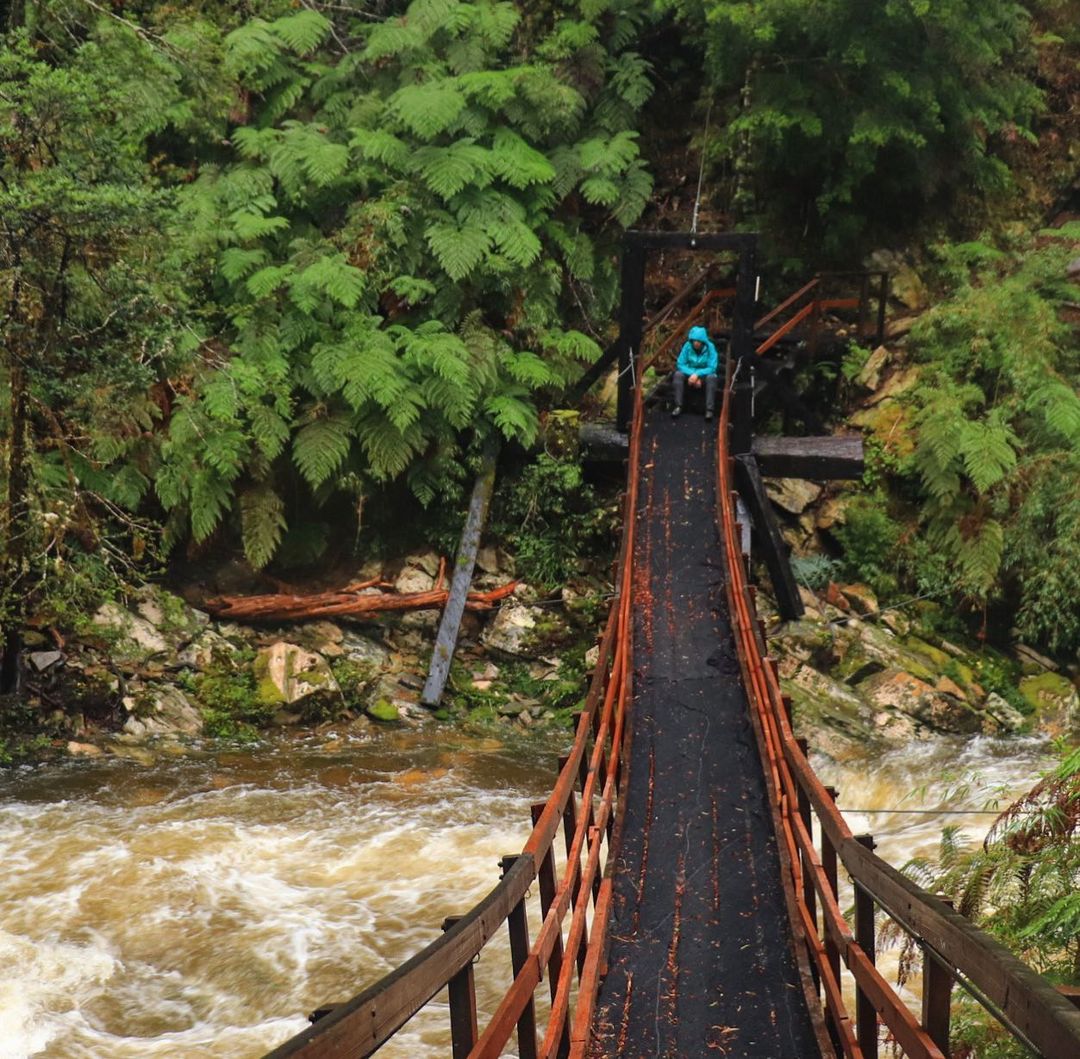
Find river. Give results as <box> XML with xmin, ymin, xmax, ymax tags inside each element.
<box><xmin>0</xmin><ymin>727</ymin><xmax>1053</xmax><ymax>1058</ymax></box>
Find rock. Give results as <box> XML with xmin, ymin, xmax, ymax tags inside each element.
<box><xmin>135</xmin><ymin>585</ymin><xmax>208</xmax><ymax>643</ymax></box>
<box><xmin>340</xmin><ymin>632</ymin><xmax>390</xmax><ymax>670</ymax></box>
<box><xmin>367</xmin><ymin>700</ymin><xmax>400</xmax><ymax>722</ymax></box>
<box><xmin>124</xmin><ymin>685</ymin><xmax>203</xmax><ymax>738</ymax></box>
<box><xmin>840</xmin><ymin>583</ymin><xmax>878</xmax><ymax>616</ymax></box>
<box><xmin>886</xmin><ymin>316</ymin><xmax>918</xmax><ymax>340</ymax></box>
<box><xmin>1015</xmin><ymin>643</ymin><xmax>1058</xmax><ymax>674</ymax></box>
<box><xmin>28</xmin><ymin>650</ymin><xmax>63</xmax><ymax>672</ymax></box>
<box><xmin>91</xmin><ymin>602</ymin><xmax>170</xmax><ymax>659</ymax></box>
<box><xmin>858</xmin><ymin>669</ymin><xmax>982</xmax><ymax>734</ymax></box>
<box><xmin>1018</xmin><ymin>673</ymin><xmax>1079</xmax><ymax>728</ymax></box>
<box><xmin>935</xmin><ymin>676</ymin><xmax>967</xmax><ymax>700</ymax></box>
<box><xmin>481</xmin><ymin>602</ymin><xmax>542</xmax><ymax>658</ymax></box>
<box><xmin>892</xmin><ymin>263</ymin><xmax>928</xmax><ymax>311</ymax></box>
<box><xmin>176</xmin><ymin>629</ymin><xmax>236</xmax><ymax>670</ymax></box>
<box><xmin>865</xmin><ymin>365</ymin><xmax>920</xmax><ymax>408</ymax></box>
<box><xmin>1067</xmin><ymin>256</ymin><xmax>1080</xmax><ymax>281</ymax></box>
<box><xmin>783</xmin><ymin>664</ymin><xmax>884</xmax><ymax>761</ymax></box>
<box><xmin>855</xmin><ymin>345</ymin><xmax>890</xmax><ymax>391</ymax></box>
<box><xmin>272</xmin><ymin>710</ymin><xmax>303</xmax><ymax>726</ymax></box>
<box><xmin>394</xmin><ymin>552</ymin><xmax>440</xmax><ymax>594</ymax></box>
<box><xmin>765</xmin><ymin>477</ymin><xmax>824</xmax><ymax>516</ymax></box>
<box><xmin>815</xmin><ymin>496</ymin><xmax>850</xmax><ymax>531</ymax></box>
<box><xmin>881</xmin><ymin>611</ymin><xmax>910</xmax><ymax>637</ymax></box>
<box><xmin>66</xmin><ymin>741</ymin><xmax>102</xmax><ymax>757</ymax></box>
<box><xmin>823</xmin><ymin>583</ymin><xmax>850</xmax><ymax>612</ymax></box>
<box><xmin>254</xmin><ymin>643</ymin><xmax>340</xmax><ymax>707</ymax></box>
<box><xmin>981</xmin><ymin>693</ymin><xmax>1027</xmax><ymax>734</ymax></box>
<box><xmin>585</xmin><ymin>644</ymin><xmax>600</xmax><ymax>670</ymax></box>
<box><xmin>476</xmin><ymin>546</ymin><xmax>501</xmax><ymax>576</ymax></box>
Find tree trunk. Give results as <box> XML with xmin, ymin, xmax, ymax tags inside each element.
<box><xmin>1</xmin><ymin>358</ymin><xmax>29</xmax><ymax>693</ymax></box>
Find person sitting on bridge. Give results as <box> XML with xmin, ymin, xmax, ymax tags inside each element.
<box><xmin>671</xmin><ymin>325</ymin><xmax>720</xmax><ymax>421</ymax></box>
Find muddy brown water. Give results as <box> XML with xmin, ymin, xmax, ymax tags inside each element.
<box><xmin>0</xmin><ymin>727</ymin><xmax>1051</xmax><ymax>1057</ymax></box>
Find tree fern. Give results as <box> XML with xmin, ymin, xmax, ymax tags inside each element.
<box><xmin>240</xmin><ymin>485</ymin><xmax>287</xmax><ymax>569</ymax></box>
<box><xmin>292</xmin><ymin>414</ymin><xmax>351</xmax><ymax>488</ymax></box>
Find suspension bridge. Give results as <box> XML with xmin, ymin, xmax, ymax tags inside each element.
<box><xmin>262</xmin><ymin>231</ymin><xmax>1080</xmax><ymax>1059</ymax></box>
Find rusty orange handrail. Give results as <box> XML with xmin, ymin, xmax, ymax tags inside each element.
<box><xmin>716</xmin><ymin>361</ymin><xmax>1080</xmax><ymax>1058</ymax></box>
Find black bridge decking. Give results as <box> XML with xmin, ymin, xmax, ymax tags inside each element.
<box><xmin>588</xmin><ymin>409</ymin><xmax>820</xmax><ymax>1058</ymax></box>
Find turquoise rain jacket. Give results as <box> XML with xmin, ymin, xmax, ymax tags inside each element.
<box><xmin>675</xmin><ymin>326</ymin><xmax>719</xmax><ymax>377</ymax></box>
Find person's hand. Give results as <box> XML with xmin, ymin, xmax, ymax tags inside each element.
<box><xmin>689</xmin><ymin>373</ymin><xmax>700</xmax><ymax>387</ymax></box>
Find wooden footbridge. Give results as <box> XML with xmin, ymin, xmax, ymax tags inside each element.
<box><xmin>265</xmin><ymin>233</ymin><xmax>1080</xmax><ymax>1059</ymax></box>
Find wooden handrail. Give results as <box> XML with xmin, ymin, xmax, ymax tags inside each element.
<box><xmin>717</xmin><ymin>361</ymin><xmax>1080</xmax><ymax>1059</ymax></box>
<box><xmin>263</xmin><ymin>855</ymin><xmax>536</xmax><ymax>1058</ymax></box>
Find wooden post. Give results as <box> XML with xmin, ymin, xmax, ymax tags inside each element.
<box><xmin>733</xmin><ymin>454</ymin><xmax>804</xmax><ymax>621</ymax></box>
<box><xmin>421</xmin><ymin>444</ymin><xmax>498</xmax><ymax>707</ymax></box>
<box><xmin>855</xmin><ymin>833</ymin><xmax>878</xmax><ymax>1059</ymax></box>
<box><xmin>922</xmin><ymin>897</ymin><xmax>954</xmax><ymax>1057</ymax></box>
<box><xmin>443</xmin><ymin>916</ymin><xmax>479</xmax><ymax>1059</ymax></box>
<box><xmin>532</xmin><ymin>804</ymin><xmax>571</xmax><ymax>1058</ymax></box>
<box><xmin>858</xmin><ymin>272</ymin><xmax>871</xmax><ymax>342</ymax></box>
<box><xmin>821</xmin><ymin>786</ymin><xmax>842</xmax><ymax>1053</ymax></box>
<box><xmin>501</xmin><ymin>856</ymin><xmax>538</xmax><ymax>1059</ymax></box>
<box><xmin>796</xmin><ymin>736</ymin><xmax>818</xmax><ymax>984</ymax></box>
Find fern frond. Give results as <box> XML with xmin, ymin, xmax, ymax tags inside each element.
<box><xmin>240</xmin><ymin>485</ymin><xmax>287</xmax><ymax>568</ymax></box>
<box><xmin>293</xmin><ymin>414</ymin><xmax>352</xmax><ymax>488</ymax></box>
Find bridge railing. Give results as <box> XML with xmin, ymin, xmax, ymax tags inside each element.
<box><xmin>262</xmin><ymin>340</ymin><xmax>647</xmax><ymax>1059</ymax></box>
<box><xmin>717</xmin><ymin>365</ymin><xmax>1080</xmax><ymax>1059</ymax></box>
<box><xmin>642</xmin><ymin>270</ymin><xmax>888</xmax><ymax>376</ymax></box>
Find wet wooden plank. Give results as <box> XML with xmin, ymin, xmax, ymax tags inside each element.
<box><xmin>752</xmin><ymin>435</ymin><xmax>864</xmax><ymax>480</ymax></box>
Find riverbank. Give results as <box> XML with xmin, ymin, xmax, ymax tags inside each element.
<box><xmin>0</xmin><ymin>549</ymin><xmax>610</xmax><ymax>766</ymax></box>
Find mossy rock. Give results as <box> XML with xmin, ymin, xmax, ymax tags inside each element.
<box><xmin>367</xmin><ymin>699</ymin><xmax>401</xmax><ymax>723</ymax></box>
<box><xmin>1018</xmin><ymin>673</ymin><xmax>1079</xmax><ymax>725</ymax></box>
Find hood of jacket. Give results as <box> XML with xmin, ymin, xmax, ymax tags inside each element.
<box><xmin>688</xmin><ymin>326</ymin><xmax>709</xmax><ymax>343</ymax></box>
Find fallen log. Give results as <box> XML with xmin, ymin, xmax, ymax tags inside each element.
<box><xmin>203</xmin><ymin>578</ymin><xmax>518</xmax><ymax>623</ymax></box>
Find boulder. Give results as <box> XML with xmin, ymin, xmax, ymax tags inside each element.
<box><xmin>766</xmin><ymin>477</ymin><xmax>824</xmax><ymax>516</ymax></box>
<box><xmin>892</xmin><ymin>263</ymin><xmax>928</xmax><ymax>311</ymax></box>
<box><xmin>854</xmin><ymin>345</ymin><xmax>890</xmax><ymax>391</ymax></box>
<box><xmin>123</xmin><ymin>685</ymin><xmax>203</xmax><ymax>738</ymax></box>
<box><xmin>176</xmin><ymin>629</ymin><xmax>236</xmax><ymax>670</ymax></box>
<box><xmin>340</xmin><ymin>631</ymin><xmax>390</xmax><ymax>670</ymax></box>
<box><xmin>815</xmin><ymin>496</ymin><xmax>850</xmax><ymax>531</ymax></box>
<box><xmin>865</xmin><ymin>365</ymin><xmax>920</xmax><ymax>408</ymax></box>
<box><xmin>394</xmin><ymin>552</ymin><xmax>441</xmax><ymax>594</ymax></box>
<box><xmin>28</xmin><ymin>650</ymin><xmax>63</xmax><ymax>672</ymax></box>
<box><xmin>981</xmin><ymin>693</ymin><xmax>1027</xmax><ymax>735</ymax></box>
<box><xmin>66</xmin><ymin>741</ymin><xmax>103</xmax><ymax>757</ymax></box>
<box><xmin>783</xmin><ymin>664</ymin><xmax>883</xmax><ymax>761</ymax></box>
<box><xmin>858</xmin><ymin>669</ymin><xmax>982</xmax><ymax>734</ymax></box>
<box><xmin>1018</xmin><ymin>673</ymin><xmax>1078</xmax><ymax>729</ymax></box>
<box><xmin>840</xmin><ymin>583</ymin><xmax>878</xmax><ymax>616</ymax></box>
<box><xmin>91</xmin><ymin>602</ymin><xmax>170</xmax><ymax>659</ymax></box>
<box><xmin>254</xmin><ymin>642</ymin><xmax>340</xmax><ymax>707</ymax></box>
<box><xmin>1067</xmin><ymin>256</ymin><xmax>1080</xmax><ymax>281</ymax></box>
<box><xmin>482</xmin><ymin>602</ymin><xmax>543</xmax><ymax>657</ymax></box>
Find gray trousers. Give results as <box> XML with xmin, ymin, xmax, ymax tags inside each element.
<box><xmin>672</xmin><ymin>371</ymin><xmax>718</xmax><ymax>413</ymax></box>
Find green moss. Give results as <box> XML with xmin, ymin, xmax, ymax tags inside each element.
<box><xmin>1019</xmin><ymin>673</ymin><xmax>1078</xmax><ymax>718</ymax></box>
<box><xmin>367</xmin><ymin>699</ymin><xmax>400</xmax><ymax>723</ymax></box>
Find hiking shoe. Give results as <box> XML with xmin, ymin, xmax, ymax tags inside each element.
<box><xmin>671</xmin><ymin>406</ymin><xmax>682</xmax><ymax>418</ymax></box>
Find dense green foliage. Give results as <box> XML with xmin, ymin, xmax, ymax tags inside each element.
<box><xmin>0</xmin><ymin>0</ymin><xmax>1077</xmax><ymax>659</ymax></box>
<box><xmin>157</xmin><ymin>0</ymin><xmax>652</xmax><ymax>568</ymax></box>
<box><xmin>656</xmin><ymin>0</ymin><xmax>1042</xmax><ymax>255</ymax></box>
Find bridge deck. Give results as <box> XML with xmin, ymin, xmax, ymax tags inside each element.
<box><xmin>587</xmin><ymin>409</ymin><xmax>821</xmax><ymax>1058</ymax></box>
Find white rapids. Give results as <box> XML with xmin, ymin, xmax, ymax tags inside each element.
<box><xmin>0</xmin><ymin>726</ymin><xmax>1053</xmax><ymax>1058</ymax></box>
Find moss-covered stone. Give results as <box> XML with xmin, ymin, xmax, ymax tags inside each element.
<box><xmin>1018</xmin><ymin>673</ymin><xmax>1079</xmax><ymax>728</ymax></box>
<box><xmin>367</xmin><ymin>699</ymin><xmax>400</xmax><ymax>723</ymax></box>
